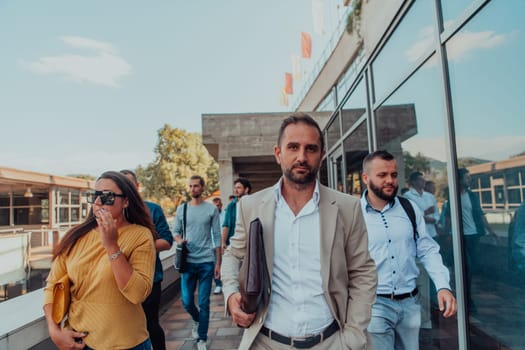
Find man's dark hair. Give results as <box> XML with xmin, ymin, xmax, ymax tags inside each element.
<box><xmin>408</xmin><ymin>171</ymin><xmax>423</xmax><ymax>185</ymax></box>
<box><xmin>190</xmin><ymin>175</ymin><xmax>205</xmax><ymax>186</ymax></box>
<box><xmin>362</xmin><ymin>150</ymin><xmax>395</xmax><ymax>171</ymax></box>
<box><xmin>277</xmin><ymin>112</ymin><xmax>325</xmax><ymax>152</ymax></box>
<box><xmin>234</xmin><ymin>177</ymin><xmax>252</xmax><ymax>194</ymax></box>
<box><xmin>458</xmin><ymin>168</ymin><xmax>469</xmax><ymax>179</ymax></box>
<box><xmin>212</xmin><ymin>197</ymin><xmax>222</xmax><ymax>204</ymax></box>
<box><xmin>120</xmin><ymin>169</ymin><xmax>138</xmax><ymax>185</ymax></box>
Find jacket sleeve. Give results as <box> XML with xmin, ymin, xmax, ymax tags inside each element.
<box><xmin>151</xmin><ymin>204</ymin><xmax>173</xmax><ymax>246</ymax></box>
<box><xmin>343</xmin><ymin>200</ymin><xmax>377</xmax><ymax>349</ymax></box>
<box><xmin>220</xmin><ymin>199</ymin><xmax>247</xmax><ymax>314</ymax></box>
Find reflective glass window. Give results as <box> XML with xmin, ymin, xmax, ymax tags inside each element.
<box><xmin>375</xmin><ymin>54</ymin><xmax>458</xmax><ymax>348</ymax></box>
<box><xmin>447</xmin><ymin>0</ymin><xmax>525</xmax><ymax>347</ymax></box>
<box><xmin>341</xmin><ymin>78</ymin><xmax>367</xmax><ymax>132</ymax></box>
<box><xmin>319</xmin><ymin>158</ymin><xmax>328</xmax><ymax>186</ymax></box>
<box><xmin>0</xmin><ymin>208</ymin><xmax>8</xmax><ymax>225</ymax></box>
<box><xmin>59</xmin><ymin>208</ymin><xmax>69</xmax><ymax>222</ymax></box>
<box><xmin>506</xmin><ymin>169</ymin><xmax>519</xmax><ymax>186</ymax></box>
<box><xmin>58</xmin><ymin>190</ymin><xmax>69</xmax><ymax>205</ymax></box>
<box><xmin>71</xmin><ymin>208</ymin><xmax>80</xmax><ymax>222</ymax></box>
<box><xmin>326</xmin><ymin>113</ymin><xmax>341</xmax><ymax>150</ymax></box>
<box><xmin>440</xmin><ymin>0</ymin><xmax>477</xmax><ymax>30</ymax></box>
<box><xmin>71</xmin><ymin>191</ymin><xmax>80</xmax><ymax>204</ymax></box>
<box><xmin>318</xmin><ymin>88</ymin><xmax>336</xmax><ymax>112</ymax></box>
<box><xmin>372</xmin><ymin>0</ymin><xmax>435</xmax><ymax>102</ymax></box>
<box><xmin>342</xmin><ymin>122</ymin><xmax>368</xmax><ymax>197</ymax></box>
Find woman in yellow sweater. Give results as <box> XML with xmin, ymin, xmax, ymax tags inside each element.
<box><xmin>43</xmin><ymin>171</ymin><xmax>157</xmax><ymax>350</ymax></box>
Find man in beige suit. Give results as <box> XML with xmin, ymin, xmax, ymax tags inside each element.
<box><xmin>221</xmin><ymin>113</ymin><xmax>377</xmax><ymax>349</ymax></box>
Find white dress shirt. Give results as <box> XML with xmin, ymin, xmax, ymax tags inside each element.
<box><xmin>264</xmin><ymin>180</ymin><xmax>334</xmax><ymax>336</ymax></box>
<box><xmin>360</xmin><ymin>192</ymin><xmax>451</xmax><ymax>295</ymax></box>
<box><xmin>404</xmin><ymin>188</ymin><xmax>440</xmax><ymax>237</ymax></box>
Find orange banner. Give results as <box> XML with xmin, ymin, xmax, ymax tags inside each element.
<box><xmin>301</xmin><ymin>32</ymin><xmax>312</xmax><ymax>58</ymax></box>
<box><xmin>285</xmin><ymin>73</ymin><xmax>293</xmax><ymax>94</ymax></box>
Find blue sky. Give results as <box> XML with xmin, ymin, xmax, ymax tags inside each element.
<box><xmin>0</xmin><ymin>0</ymin><xmax>347</xmax><ymax>177</ymax></box>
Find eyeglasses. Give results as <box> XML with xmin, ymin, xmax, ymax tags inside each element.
<box><xmin>86</xmin><ymin>191</ymin><xmax>126</xmax><ymax>205</ymax></box>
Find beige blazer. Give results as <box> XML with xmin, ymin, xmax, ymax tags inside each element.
<box><xmin>221</xmin><ymin>183</ymin><xmax>377</xmax><ymax>349</ymax></box>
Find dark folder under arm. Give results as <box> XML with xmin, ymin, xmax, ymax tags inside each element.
<box><xmin>239</xmin><ymin>218</ymin><xmax>268</xmax><ymax>314</ymax></box>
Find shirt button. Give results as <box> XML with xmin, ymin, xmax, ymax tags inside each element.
<box><xmin>393</xmin><ymin>270</ymin><xmax>396</xmax><ymax>274</ymax></box>
<box><xmin>388</xmin><ymin>239</ymin><xmax>391</xmax><ymax>243</ymax></box>
<box><xmin>392</xmin><ymin>256</ymin><xmax>394</xmax><ymax>259</ymax></box>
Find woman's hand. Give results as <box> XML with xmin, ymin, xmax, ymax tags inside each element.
<box><xmin>50</xmin><ymin>327</ymin><xmax>88</xmax><ymax>350</ymax></box>
<box><xmin>96</xmin><ymin>208</ymin><xmax>118</xmax><ymax>249</ymax></box>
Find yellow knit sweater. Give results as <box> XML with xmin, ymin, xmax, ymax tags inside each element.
<box><xmin>43</xmin><ymin>224</ymin><xmax>156</xmax><ymax>349</ymax></box>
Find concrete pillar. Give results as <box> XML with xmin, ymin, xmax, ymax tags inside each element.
<box><xmin>219</xmin><ymin>159</ymin><xmax>233</xmax><ymax>205</ymax></box>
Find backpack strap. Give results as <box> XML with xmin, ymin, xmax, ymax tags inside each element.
<box><xmin>398</xmin><ymin>196</ymin><xmax>419</xmax><ymax>241</ymax></box>
<box><xmin>182</xmin><ymin>202</ymin><xmax>188</xmax><ymax>239</ymax></box>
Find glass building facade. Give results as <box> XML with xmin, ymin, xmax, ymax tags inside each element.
<box><xmin>319</xmin><ymin>0</ymin><xmax>525</xmax><ymax>348</ymax></box>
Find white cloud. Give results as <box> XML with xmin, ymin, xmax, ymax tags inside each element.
<box><xmin>19</xmin><ymin>36</ymin><xmax>131</xmax><ymax>87</ymax></box>
<box><xmin>446</xmin><ymin>30</ymin><xmax>508</xmax><ymax>62</ymax></box>
<box><xmin>405</xmin><ymin>26</ymin><xmax>435</xmax><ymax>63</ymax></box>
<box><xmin>406</xmin><ymin>28</ymin><xmax>510</xmax><ymax>64</ymax></box>
<box><xmin>60</xmin><ymin>36</ymin><xmax>117</xmax><ymax>54</ymax></box>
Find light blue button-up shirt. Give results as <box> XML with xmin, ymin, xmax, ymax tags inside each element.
<box><xmin>360</xmin><ymin>191</ymin><xmax>451</xmax><ymax>295</ymax></box>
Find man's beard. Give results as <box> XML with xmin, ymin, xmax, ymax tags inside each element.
<box><xmin>369</xmin><ymin>179</ymin><xmax>398</xmax><ymax>202</ymax></box>
<box><xmin>191</xmin><ymin>193</ymin><xmax>201</xmax><ymax>199</ymax></box>
<box><xmin>283</xmin><ymin>162</ymin><xmax>318</xmax><ymax>185</ymax></box>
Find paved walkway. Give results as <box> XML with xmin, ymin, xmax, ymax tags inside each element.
<box><xmin>160</xmin><ymin>290</ymin><xmax>243</xmax><ymax>350</ymax></box>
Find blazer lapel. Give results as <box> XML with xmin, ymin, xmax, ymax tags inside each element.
<box><xmin>258</xmin><ymin>190</ymin><xmax>276</xmax><ymax>279</ymax></box>
<box><xmin>318</xmin><ymin>185</ymin><xmax>338</xmax><ymax>292</ymax></box>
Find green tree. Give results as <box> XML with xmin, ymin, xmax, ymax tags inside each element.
<box><xmin>136</xmin><ymin>125</ymin><xmax>218</xmax><ymax>214</ymax></box>
<box><xmin>403</xmin><ymin>151</ymin><xmax>430</xmax><ymax>180</ymax></box>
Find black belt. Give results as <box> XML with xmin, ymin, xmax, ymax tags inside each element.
<box><xmin>377</xmin><ymin>287</ymin><xmax>418</xmax><ymax>300</ymax></box>
<box><xmin>260</xmin><ymin>320</ymin><xmax>339</xmax><ymax>349</ymax></box>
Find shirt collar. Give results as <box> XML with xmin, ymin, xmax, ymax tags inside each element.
<box><xmin>273</xmin><ymin>177</ymin><xmax>320</xmax><ymax>206</ymax></box>
<box><xmin>361</xmin><ymin>189</ymin><xmax>396</xmax><ymax>212</ymax></box>
<box><xmin>408</xmin><ymin>187</ymin><xmax>423</xmax><ymax>197</ymax></box>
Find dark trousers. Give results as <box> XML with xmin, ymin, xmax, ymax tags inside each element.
<box><xmin>142</xmin><ymin>281</ymin><xmax>166</xmax><ymax>350</ymax></box>
<box><xmin>464</xmin><ymin>233</ymin><xmax>481</xmax><ymax>310</ymax></box>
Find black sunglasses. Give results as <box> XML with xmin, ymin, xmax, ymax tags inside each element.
<box><xmin>86</xmin><ymin>191</ymin><xmax>126</xmax><ymax>205</ymax></box>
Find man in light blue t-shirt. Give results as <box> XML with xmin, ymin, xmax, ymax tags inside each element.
<box><xmin>173</xmin><ymin>175</ymin><xmax>221</xmax><ymax>350</ymax></box>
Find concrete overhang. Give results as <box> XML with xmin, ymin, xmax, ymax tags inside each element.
<box><xmin>202</xmin><ymin>112</ymin><xmax>331</xmax><ymax>192</ymax></box>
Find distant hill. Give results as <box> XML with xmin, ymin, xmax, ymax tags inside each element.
<box><xmin>428</xmin><ymin>158</ymin><xmax>446</xmax><ymax>172</ymax></box>
<box><xmin>458</xmin><ymin>157</ymin><xmax>492</xmax><ymax>168</ymax></box>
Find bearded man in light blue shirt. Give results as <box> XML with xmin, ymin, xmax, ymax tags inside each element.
<box><xmin>360</xmin><ymin>150</ymin><xmax>457</xmax><ymax>350</ymax></box>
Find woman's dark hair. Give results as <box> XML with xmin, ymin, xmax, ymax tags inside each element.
<box><xmin>53</xmin><ymin>171</ymin><xmax>156</xmax><ymax>260</ymax></box>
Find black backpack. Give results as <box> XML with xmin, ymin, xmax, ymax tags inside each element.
<box><xmin>398</xmin><ymin>196</ymin><xmax>419</xmax><ymax>242</ymax></box>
